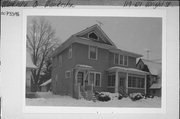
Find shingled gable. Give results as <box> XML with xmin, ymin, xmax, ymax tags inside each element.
<box><xmin>73</xmin><ymin>24</ymin><xmax>117</xmax><ymax>48</ymax></box>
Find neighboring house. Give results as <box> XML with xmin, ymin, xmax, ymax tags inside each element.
<box><xmin>136</xmin><ymin>59</ymin><xmax>161</xmax><ymax>97</ymax></box>
<box><xmin>40</xmin><ymin>79</ymin><xmax>52</xmax><ymax>92</ymax></box>
<box><xmin>26</xmin><ymin>51</ymin><xmax>37</xmax><ymax>93</ymax></box>
<box><xmin>51</xmin><ymin>24</ymin><xmax>149</xmax><ymax>99</ymax></box>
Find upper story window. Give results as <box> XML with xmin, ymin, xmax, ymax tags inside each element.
<box><xmin>119</xmin><ymin>55</ymin><xmax>124</xmax><ymax>65</ymax></box>
<box><xmin>114</xmin><ymin>53</ymin><xmax>119</xmax><ymax>65</ymax></box>
<box><xmin>89</xmin><ymin>46</ymin><xmax>98</xmax><ymax>60</ymax></box>
<box><xmin>59</xmin><ymin>54</ymin><xmax>62</xmax><ymax>67</ymax></box>
<box><xmin>124</xmin><ymin>56</ymin><xmax>128</xmax><ymax>66</ymax></box>
<box><xmin>114</xmin><ymin>53</ymin><xmax>128</xmax><ymax>66</ymax></box>
<box><xmin>68</xmin><ymin>45</ymin><xmax>72</xmax><ymax>59</ymax></box>
<box><xmin>88</xmin><ymin>32</ymin><xmax>98</xmax><ymax>40</ymax></box>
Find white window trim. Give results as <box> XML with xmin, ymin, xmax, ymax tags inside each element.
<box><xmin>107</xmin><ymin>74</ymin><xmax>116</xmax><ymax>87</ymax></box>
<box><xmin>88</xmin><ymin>31</ymin><xmax>99</xmax><ymax>41</ymax></box>
<box><xmin>127</xmin><ymin>75</ymin><xmax>145</xmax><ymax>89</ymax></box>
<box><xmin>113</xmin><ymin>53</ymin><xmax>128</xmax><ymax>66</ymax></box>
<box><xmin>65</xmin><ymin>70</ymin><xmax>71</xmax><ymax>79</ymax></box>
<box><xmin>88</xmin><ymin>45</ymin><xmax>98</xmax><ymax>60</ymax></box>
<box><xmin>123</xmin><ymin>55</ymin><xmax>128</xmax><ymax>66</ymax></box>
<box><xmin>88</xmin><ymin>72</ymin><xmax>101</xmax><ymax>87</ymax></box>
<box><xmin>68</xmin><ymin>45</ymin><xmax>72</xmax><ymax>59</ymax></box>
<box><xmin>114</xmin><ymin>53</ymin><xmax>119</xmax><ymax>65</ymax></box>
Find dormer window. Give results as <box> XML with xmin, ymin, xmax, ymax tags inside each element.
<box><xmin>88</xmin><ymin>32</ymin><xmax>99</xmax><ymax>40</ymax></box>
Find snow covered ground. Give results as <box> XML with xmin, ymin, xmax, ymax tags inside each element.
<box><xmin>26</xmin><ymin>92</ymin><xmax>161</xmax><ymax>108</ymax></box>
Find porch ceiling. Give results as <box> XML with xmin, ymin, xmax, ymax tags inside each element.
<box><xmin>107</xmin><ymin>66</ymin><xmax>149</xmax><ymax>75</ymax></box>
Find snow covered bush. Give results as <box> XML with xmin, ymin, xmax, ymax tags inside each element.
<box><xmin>145</xmin><ymin>94</ymin><xmax>154</xmax><ymax>98</ymax></box>
<box><xmin>94</xmin><ymin>91</ymin><xmax>111</xmax><ymax>102</ymax></box>
<box><xmin>129</xmin><ymin>93</ymin><xmax>144</xmax><ymax>101</ymax></box>
<box><xmin>118</xmin><ymin>94</ymin><xmax>123</xmax><ymax>100</ymax></box>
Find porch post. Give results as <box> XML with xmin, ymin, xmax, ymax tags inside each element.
<box><xmin>115</xmin><ymin>71</ymin><xmax>119</xmax><ymax>93</ymax></box>
<box><xmin>144</xmin><ymin>75</ymin><xmax>147</xmax><ymax>94</ymax></box>
<box><xmin>126</xmin><ymin>73</ymin><xmax>128</xmax><ymax>94</ymax></box>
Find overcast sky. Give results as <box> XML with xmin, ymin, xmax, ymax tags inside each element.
<box><xmin>28</xmin><ymin>16</ymin><xmax>162</xmax><ymax>61</ymax></box>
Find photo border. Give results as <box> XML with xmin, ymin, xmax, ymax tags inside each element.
<box><xmin>22</xmin><ymin>7</ymin><xmax>166</xmax><ymax>114</ymax></box>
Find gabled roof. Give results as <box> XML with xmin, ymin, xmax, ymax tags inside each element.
<box><xmin>73</xmin><ymin>24</ymin><xmax>117</xmax><ymax>48</ymax></box>
<box><xmin>137</xmin><ymin>59</ymin><xmax>161</xmax><ymax>76</ymax></box>
<box><xmin>26</xmin><ymin>51</ymin><xmax>37</xmax><ymax>69</ymax></box>
<box><xmin>51</xmin><ymin>24</ymin><xmax>143</xmax><ymax>58</ymax></box>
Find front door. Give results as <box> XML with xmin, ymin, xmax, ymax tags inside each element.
<box><xmin>77</xmin><ymin>72</ymin><xmax>84</xmax><ymax>86</ymax></box>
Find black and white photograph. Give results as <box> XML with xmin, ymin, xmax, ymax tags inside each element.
<box><xmin>26</xmin><ymin>16</ymin><xmax>162</xmax><ymax>108</ymax></box>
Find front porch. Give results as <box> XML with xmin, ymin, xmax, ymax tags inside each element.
<box><xmin>73</xmin><ymin>64</ymin><xmax>95</xmax><ymax>100</ymax></box>
<box><xmin>107</xmin><ymin>67</ymin><xmax>149</xmax><ymax>95</ymax></box>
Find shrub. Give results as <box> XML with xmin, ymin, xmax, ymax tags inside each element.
<box><xmin>118</xmin><ymin>94</ymin><xmax>123</xmax><ymax>100</ymax></box>
<box><xmin>94</xmin><ymin>91</ymin><xmax>111</xmax><ymax>102</ymax></box>
<box><xmin>145</xmin><ymin>94</ymin><xmax>154</xmax><ymax>98</ymax></box>
<box><xmin>129</xmin><ymin>93</ymin><xmax>144</xmax><ymax>101</ymax></box>
<box><xmin>98</xmin><ymin>94</ymin><xmax>111</xmax><ymax>102</ymax></box>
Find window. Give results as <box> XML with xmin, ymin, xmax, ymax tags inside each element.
<box><xmin>108</xmin><ymin>74</ymin><xmax>115</xmax><ymax>86</ymax></box>
<box><xmin>114</xmin><ymin>54</ymin><xmax>128</xmax><ymax>66</ymax></box>
<box><xmin>124</xmin><ymin>56</ymin><xmax>128</xmax><ymax>66</ymax></box>
<box><xmin>59</xmin><ymin>55</ymin><xmax>62</xmax><ymax>67</ymax></box>
<box><xmin>68</xmin><ymin>45</ymin><xmax>72</xmax><ymax>59</ymax></box>
<box><xmin>65</xmin><ymin>71</ymin><xmax>71</xmax><ymax>78</ymax></box>
<box><xmin>88</xmin><ymin>32</ymin><xmax>98</xmax><ymax>40</ymax></box>
<box><xmin>89</xmin><ymin>72</ymin><xmax>101</xmax><ymax>87</ymax></box>
<box><xmin>114</xmin><ymin>53</ymin><xmax>119</xmax><ymax>64</ymax></box>
<box><xmin>95</xmin><ymin>73</ymin><xmax>101</xmax><ymax>86</ymax></box>
<box><xmin>89</xmin><ymin>46</ymin><xmax>98</xmax><ymax>60</ymax></box>
<box><xmin>128</xmin><ymin>75</ymin><xmax>145</xmax><ymax>88</ymax></box>
<box><xmin>119</xmin><ymin>55</ymin><xmax>123</xmax><ymax>65</ymax></box>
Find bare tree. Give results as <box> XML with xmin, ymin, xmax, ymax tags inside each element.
<box><xmin>27</xmin><ymin>17</ymin><xmax>59</xmax><ymax>92</ymax></box>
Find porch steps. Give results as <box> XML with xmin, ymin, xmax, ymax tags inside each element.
<box><xmin>119</xmin><ymin>87</ymin><xmax>128</xmax><ymax>97</ymax></box>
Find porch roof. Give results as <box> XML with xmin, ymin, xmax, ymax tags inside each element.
<box><xmin>107</xmin><ymin>66</ymin><xmax>149</xmax><ymax>75</ymax></box>
<box><xmin>74</xmin><ymin>64</ymin><xmax>94</xmax><ymax>70</ymax></box>
<box><xmin>150</xmin><ymin>83</ymin><xmax>161</xmax><ymax>89</ymax></box>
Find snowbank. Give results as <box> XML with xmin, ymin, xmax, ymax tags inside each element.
<box><xmin>26</xmin><ymin>92</ymin><xmax>161</xmax><ymax>107</ymax></box>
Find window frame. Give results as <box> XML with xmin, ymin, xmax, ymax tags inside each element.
<box><xmin>88</xmin><ymin>72</ymin><xmax>101</xmax><ymax>87</ymax></box>
<box><xmin>113</xmin><ymin>53</ymin><xmax>128</xmax><ymax>66</ymax></box>
<box><xmin>65</xmin><ymin>70</ymin><xmax>71</xmax><ymax>79</ymax></box>
<box><xmin>128</xmin><ymin>75</ymin><xmax>145</xmax><ymax>89</ymax></box>
<box><xmin>88</xmin><ymin>31</ymin><xmax>99</xmax><ymax>41</ymax></box>
<box><xmin>108</xmin><ymin>73</ymin><xmax>116</xmax><ymax>87</ymax></box>
<box><xmin>114</xmin><ymin>53</ymin><xmax>119</xmax><ymax>65</ymax></box>
<box><xmin>88</xmin><ymin>45</ymin><xmax>98</xmax><ymax>60</ymax></box>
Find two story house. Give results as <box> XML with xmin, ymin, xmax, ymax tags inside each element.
<box><xmin>51</xmin><ymin>24</ymin><xmax>149</xmax><ymax>99</ymax></box>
